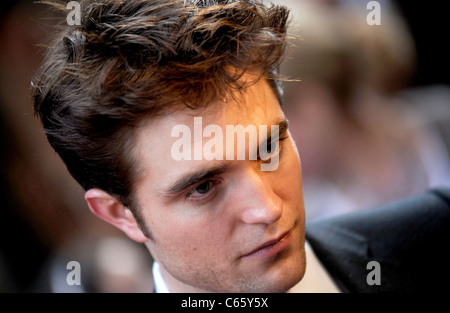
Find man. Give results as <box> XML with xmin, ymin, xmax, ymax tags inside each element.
<box><xmin>32</xmin><ymin>0</ymin><xmax>450</xmax><ymax>293</ymax></box>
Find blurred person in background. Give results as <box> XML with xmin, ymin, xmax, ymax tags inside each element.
<box><xmin>0</xmin><ymin>0</ymin><xmax>153</xmax><ymax>292</ymax></box>
<box><xmin>279</xmin><ymin>0</ymin><xmax>450</xmax><ymax>220</ymax></box>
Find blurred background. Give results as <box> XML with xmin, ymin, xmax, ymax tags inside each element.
<box><xmin>278</xmin><ymin>0</ymin><xmax>450</xmax><ymax>219</ymax></box>
<box><xmin>0</xmin><ymin>0</ymin><xmax>449</xmax><ymax>292</ymax></box>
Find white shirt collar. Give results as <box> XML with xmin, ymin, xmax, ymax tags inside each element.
<box><xmin>152</xmin><ymin>261</ymin><xmax>170</xmax><ymax>293</ymax></box>
<box><xmin>288</xmin><ymin>240</ymin><xmax>341</xmax><ymax>293</ymax></box>
<box><xmin>152</xmin><ymin>240</ymin><xmax>341</xmax><ymax>293</ymax></box>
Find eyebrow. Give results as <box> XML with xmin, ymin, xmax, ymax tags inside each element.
<box><xmin>162</xmin><ymin>161</ymin><xmax>233</xmax><ymax>197</ymax></box>
<box><xmin>272</xmin><ymin>119</ymin><xmax>289</xmax><ymax>140</ymax></box>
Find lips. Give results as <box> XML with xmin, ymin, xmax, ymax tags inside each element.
<box><xmin>241</xmin><ymin>228</ymin><xmax>292</xmax><ymax>259</ymax></box>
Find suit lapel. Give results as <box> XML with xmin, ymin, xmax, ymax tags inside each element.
<box><xmin>306</xmin><ymin>219</ymin><xmax>374</xmax><ymax>292</ymax></box>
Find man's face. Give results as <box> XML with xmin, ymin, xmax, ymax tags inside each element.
<box><xmin>132</xmin><ymin>77</ymin><xmax>306</xmax><ymax>292</ymax></box>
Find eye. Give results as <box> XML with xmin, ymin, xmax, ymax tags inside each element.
<box><xmin>267</xmin><ymin>138</ymin><xmax>278</xmax><ymax>154</ymax></box>
<box><xmin>195</xmin><ymin>181</ymin><xmax>213</xmax><ymax>194</ymax></box>
<box><xmin>185</xmin><ymin>179</ymin><xmax>221</xmax><ymax>203</ymax></box>
<box><xmin>259</xmin><ymin>135</ymin><xmax>288</xmax><ymax>162</ymax></box>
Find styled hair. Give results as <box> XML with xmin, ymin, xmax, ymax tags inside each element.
<box><xmin>32</xmin><ymin>0</ymin><xmax>290</xmax><ymax>214</ymax></box>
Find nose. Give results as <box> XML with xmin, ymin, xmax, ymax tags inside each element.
<box><xmin>238</xmin><ymin>170</ymin><xmax>283</xmax><ymax>225</ymax></box>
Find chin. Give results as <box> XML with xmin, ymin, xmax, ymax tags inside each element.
<box><xmin>268</xmin><ymin>247</ymin><xmax>307</xmax><ymax>292</ymax></box>
<box><xmin>270</xmin><ymin>265</ymin><xmax>305</xmax><ymax>293</ymax></box>
<box><xmin>240</xmin><ymin>257</ymin><xmax>307</xmax><ymax>293</ymax></box>
<box><xmin>243</xmin><ymin>272</ymin><xmax>304</xmax><ymax>293</ymax></box>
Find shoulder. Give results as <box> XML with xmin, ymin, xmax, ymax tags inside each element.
<box><xmin>305</xmin><ymin>188</ymin><xmax>450</xmax><ymax>292</ymax></box>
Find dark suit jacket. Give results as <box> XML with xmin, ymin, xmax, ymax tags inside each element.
<box><xmin>305</xmin><ymin>188</ymin><xmax>450</xmax><ymax>293</ymax></box>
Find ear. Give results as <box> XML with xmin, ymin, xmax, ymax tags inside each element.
<box><xmin>85</xmin><ymin>188</ymin><xmax>148</xmax><ymax>243</ymax></box>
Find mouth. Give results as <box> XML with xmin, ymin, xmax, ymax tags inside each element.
<box><xmin>241</xmin><ymin>227</ymin><xmax>293</xmax><ymax>259</ymax></box>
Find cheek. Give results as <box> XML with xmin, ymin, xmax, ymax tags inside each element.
<box><xmin>145</xmin><ymin>207</ymin><xmax>230</xmax><ymax>262</ymax></box>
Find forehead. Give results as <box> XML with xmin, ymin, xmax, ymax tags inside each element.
<box><xmin>132</xmin><ymin>78</ymin><xmax>284</xmax><ymax>190</ymax></box>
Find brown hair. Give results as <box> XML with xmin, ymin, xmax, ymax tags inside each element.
<box><xmin>32</xmin><ymin>0</ymin><xmax>289</xmax><ymax>217</ymax></box>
